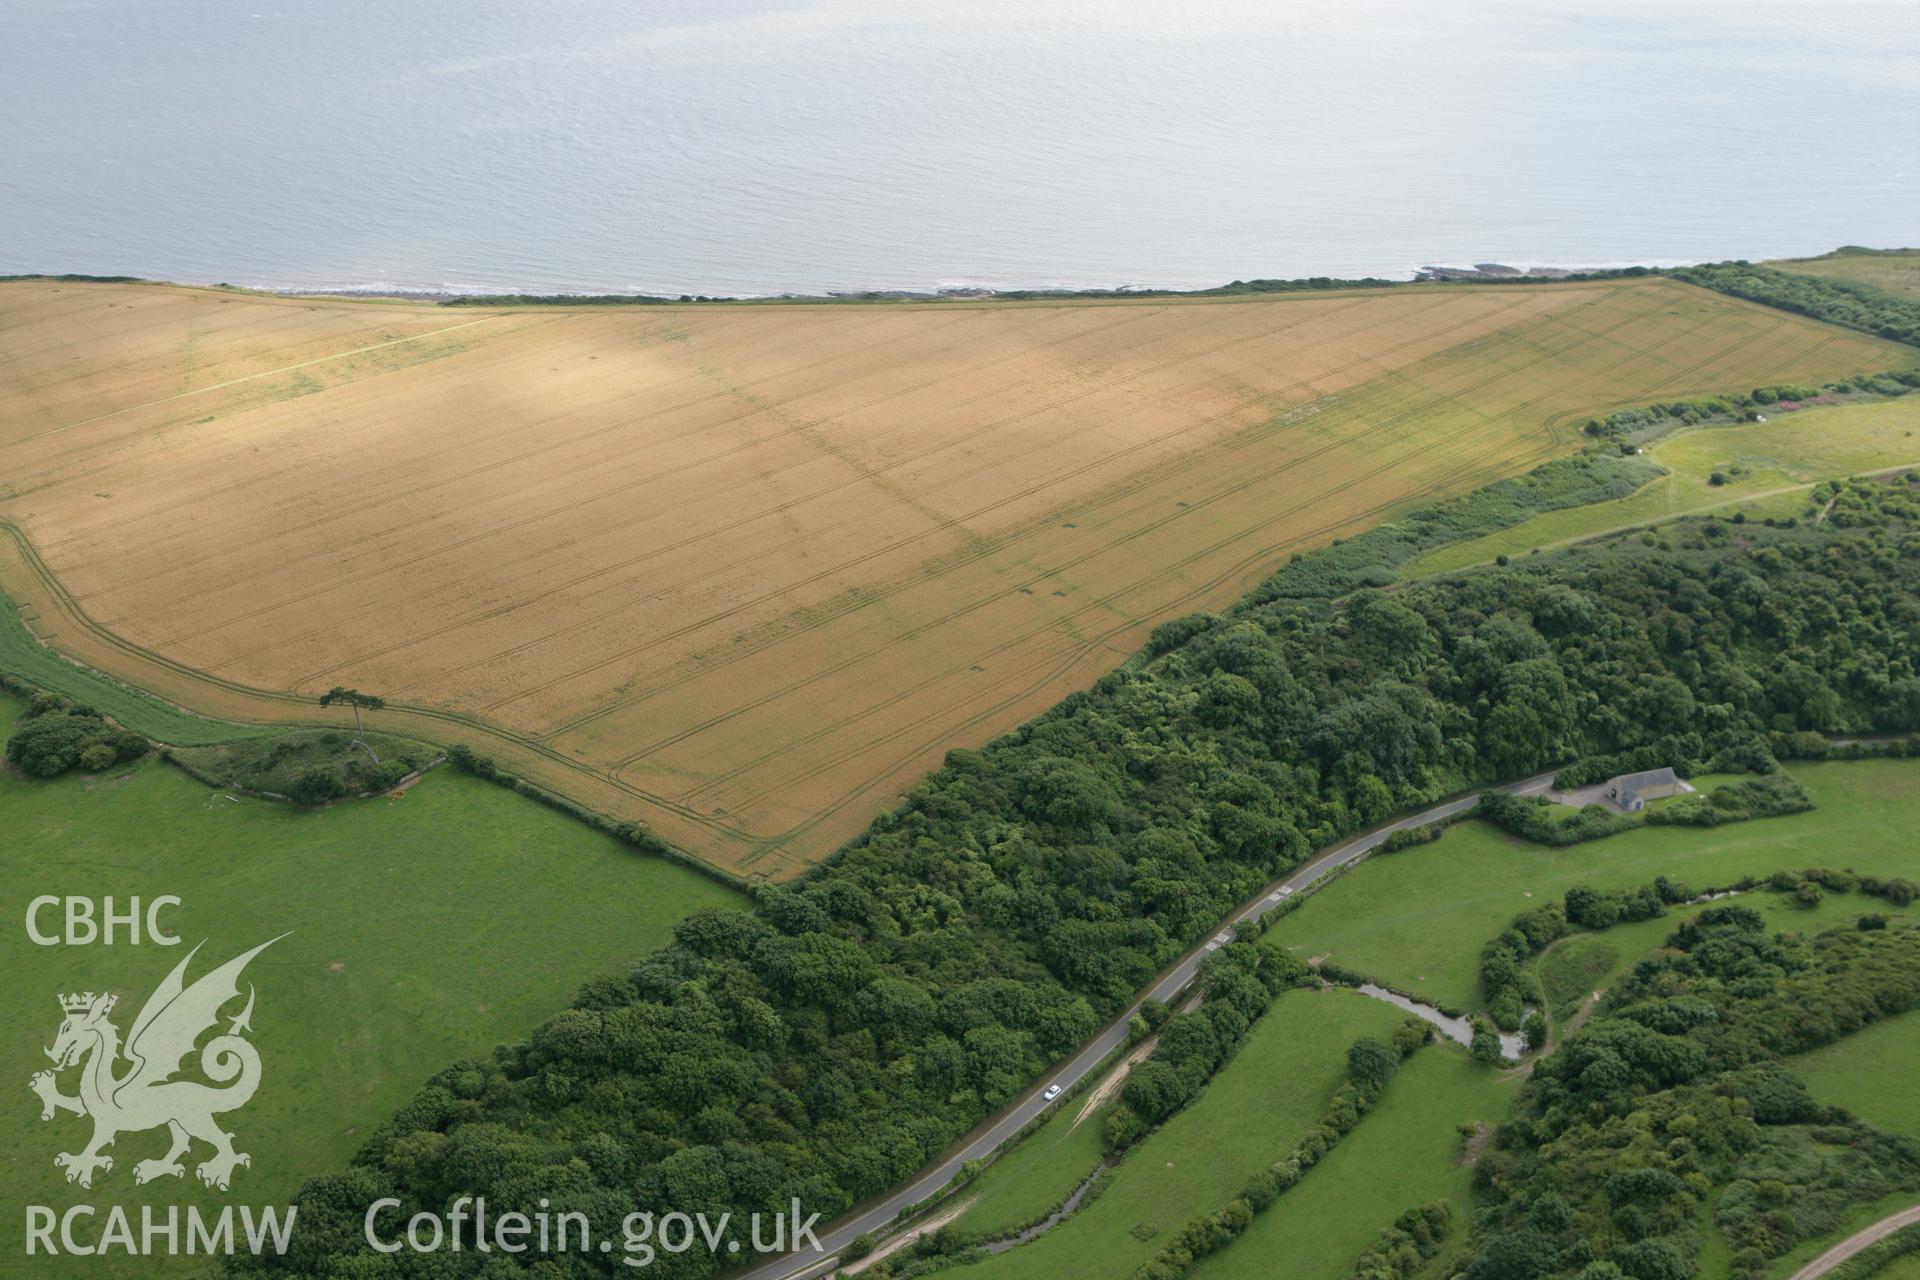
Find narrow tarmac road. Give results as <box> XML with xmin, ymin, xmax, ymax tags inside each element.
<box><xmin>738</xmin><ymin>771</ymin><xmax>1557</xmax><ymax>1280</ymax></box>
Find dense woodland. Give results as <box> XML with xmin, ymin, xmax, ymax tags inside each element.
<box><xmin>250</xmin><ymin>473</ymin><xmax>1920</xmax><ymax>1277</ymax></box>
<box><xmin>1464</xmin><ymin>913</ymin><xmax>1920</xmax><ymax>1280</ymax></box>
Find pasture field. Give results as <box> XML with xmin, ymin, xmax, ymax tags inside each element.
<box><xmin>0</xmin><ymin>694</ymin><xmax>744</xmax><ymax>1274</ymax></box>
<box><xmin>1189</xmin><ymin>1049</ymin><xmax>1514</xmax><ymax>1280</ymax></box>
<box><xmin>948</xmin><ymin>988</ymin><xmax>1407</xmax><ymax>1280</ymax></box>
<box><xmin>1407</xmin><ymin>395</ymin><xmax>1920</xmax><ymax>576</ymax></box>
<box><xmin>1</xmin><ymin>278</ymin><xmax>1908</xmax><ymax>876</ymax></box>
<box><xmin>944</xmin><ymin>763</ymin><xmax>1920</xmax><ymax>1279</ymax></box>
<box><xmin>1796</xmin><ymin>1011</ymin><xmax>1920</xmax><ymax>1139</ymax></box>
<box><xmin>1771</xmin><ymin>249</ymin><xmax>1920</xmax><ymax>301</ymax></box>
<box><xmin>1264</xmin><ymin>760</ymin><xmax>1920</xmax><ymax>1013</ymax></box>
<box><xmin>949</xmin><ymin>1075</ymin><xmax>1111</xmax><ymax>1240</ymax></box>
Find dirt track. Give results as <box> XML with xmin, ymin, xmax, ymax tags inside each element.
<box><xmin>1786</xmin><ymin>1203</ymin><xmax>1920</xmax><ymax>1280</ymax></box>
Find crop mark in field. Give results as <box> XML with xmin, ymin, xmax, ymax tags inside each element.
<box><xmin>13</xmin><ymin>315</ymin><xmax>502</xmax><ymax>444</ymax></box>
<box><xmin>737</xmin><ymin>323</ymin><xmax>1868</xmax><ymax>858</ymax></box>
<box><xmin>84</xmin><ymin>304</ymin><xmax>1001</xmax><ymax>616</ymax></box>
<box><xmin>692</xmin><ymin>356</ymin><xmax>993</xmax><ymax>551</ymax></box>
<box><xmin>457</xmin><ymin>291</ymin><xmax>1524</xmax><ymax>718</ymax></box>
<box><xmin>569</xmin><ymin>288</ymin><xmax>1644</xmax><ymax>761</ymax></box>
<box><xmin>611</xmin><ymin>295</ymin><xmax>1825</xmax><ymax>836</ymax></box>
<box><xmin>274</xmin><ymin>291</ymin><xmax>1421</xmax><ymax>689</ymax></box>
<box><xmin>51</xmin><ymin>309</ymin><xmax>904</xmax><ymax>574</ymax></box>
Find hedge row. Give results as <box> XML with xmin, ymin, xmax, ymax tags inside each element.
<box><xmin>1130</xmin><ymin>1025</ymin><xmax>1433</xmax><ymax>1280</ymax></box>
<box><xmin>1346</xmin><ymin>1201</ymin><xmax>1455</xmax><ymax>1280</ymax></box>
<box><xmin>1474</xmin><ymin>790</ymin><xmax>1641</xmax><ymax>845</ymax></box>
<box><xmin>1552</xmin><ymin>736</ymin><xmax>1706</xmax><ymax>790</ymax></box>
<box><xmin>1643</xmin><ymin>775</ymin><xmax>1812</xmax><ymax>828</ymax></box>
<box><xmin>1104</xmin><ymin>943</ymin><xmax>1310</xmax><ymax>1152</ymax></box>
<box><xmin>443</xmin><ymin>743</ymin><xmax>753</xmax><ymax>892</ymax></box>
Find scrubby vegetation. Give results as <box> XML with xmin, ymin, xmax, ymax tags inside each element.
<box><xmin>1814</xmin><ymin>1222</ymin><xmax>1920</xmax><ymax>1280</ymax></box>
<box><xmin>1578</xmin><ymin>369</ymin><xmax>1920</xmax><ymax>441</ymax></box>
<box><xmin>1104</xmin><ymin>944</ymin><xmax>1306</xmax><ymax>1153</ymax></box>
<box><xmin>1461</xmin><ymin>914</ymin><xmax>1920</xmax><ymax>1280</ymax></box>
<box><xmin>435</xmin><ymin>267</ymin><xmax>1665</xmax><ymax>309</ymax></box>
<box><xmin>1477</xmin><ymin>866</ymin><xmax>1919</xmax><ymax>1031</ymax></box>
<box><xmin>1474</xmin><ymin>792</ymin><xmax>1643</xmax><ymax>846</ymax></box>
<box><xmin>2</xmin><ymin>691</ymin><xmax>146</xmax><ymax>778</ymax></box>
<box><xmin>1678</xmin><ymin>261</ymin><xmax>1920</xmax><ymax>346</ymax></box>
<box><xmin>0</xmin><ymin>599</ymin><xmax>273</xmax><ymax>746</ymax></box>
<box><xmin>442</xmin><ymin>742</ymin><xmax>747</xmax><ymax>890</ymax></box>
<box><xmin>1468</xmin><ymin>775</ymin><xmax>1812</xmax><ymax>849</ymax></box>
<box><xmin>1130</xmin><ymin>1023</ymin><xmax>1434</xmax><ymax>1280</ymax></box>
<box><xmin>169</xmin><ymin>729</ymin><xmax>433</xmax><ymax>803</ymax></box>
<box><xmin>1643</xmin><ymin>775</ymin><xmax>1813</xmax><ymax>827</ymax></box>
<box><xmin>260</xmin><ymin>477</ymin><xmax>1920</xmax><ymax>1276</ymax></box>
<box><xmin>1218</xmin><ymin>452</ymin><xmax>1661</xmax><ymax>603</ymax></box>
<box><xmin>1345</xmin><ymin>1202</ymin><xmax>1455</xmax><ymax>1280</ymax></box>
<box><xmin>0</xmin><ymin>702</ymin><xmax>748</xmax><ymax>1263</ymax></box>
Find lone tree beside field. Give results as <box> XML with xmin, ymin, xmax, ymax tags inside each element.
<box><xmin>319</xmin><ymin>686</ymin><xmax>386</xmax><ymax>762</ymax></box>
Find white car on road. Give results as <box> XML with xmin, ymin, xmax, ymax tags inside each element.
<box><xmin>1042</xmin><ymin>1084</ymin><xmax>1063</xmax><ymax>1102</ymax></box>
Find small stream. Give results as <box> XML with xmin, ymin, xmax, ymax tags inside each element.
<box><xmin>1353</xmin><ymin>983</ymin><xmax>1527</xmax><ymax>1058</ymax></box>
<box><xmin>979</xmin><ymin>1165</ymin><xmax>1107</xmax><ymax>1254</ymax></box>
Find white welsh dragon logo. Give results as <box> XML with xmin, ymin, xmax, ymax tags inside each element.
<box><xmin>28</xmin><ymin>936</ymin><xmax>283</xmax><ymax>1191</ymax></box>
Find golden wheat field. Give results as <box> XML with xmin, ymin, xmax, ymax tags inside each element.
<box><xmin>0</xmin><ymin>278</ymin><xmax>1907</xmax><ymax>875</ymax></box>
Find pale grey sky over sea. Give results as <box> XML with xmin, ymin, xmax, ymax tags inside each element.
<box><xmin>3</xmin><ymin>0</ymin><xmax>1916</xmax><ymax>295</ymax></box>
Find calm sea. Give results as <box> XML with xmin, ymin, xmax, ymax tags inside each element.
<box><xmin>2</xmin><ymin>0</ymin><xmax>1916</xmax><ymax>296</ymax></box>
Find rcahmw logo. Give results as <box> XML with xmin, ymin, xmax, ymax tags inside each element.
<box><xmin>24</xmin><ymin>934</ymin><xmax>299</xmax><ymax>1259</ymax></box>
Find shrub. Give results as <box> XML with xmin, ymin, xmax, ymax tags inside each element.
<box><xmin>78</xmin><ymin>742</ymin><xmax>118</xmax><ymax>771</ymax></box>
<box><xmin>289</xmin><ymin>767</ymin><xmax>349</xmax><ymax>807</ymax></box>
<box><xmin>4</xmin><ymin>698</ymin><xmax>147</xmax><ymax>778</ymax></box>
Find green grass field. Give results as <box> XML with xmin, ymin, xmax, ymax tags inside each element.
<box><xmin>943</xmin><ymin>760</ymin><xmax>1920</xmax><ymax>1277</ymax></box>
<box><xmin>0</xmin><ymin>695</ymin><xmax>744</xmax><ymax>1273</ymax></box>
<box><xmin>1</xmin><ymin>586</ymin><xmax>272</xmax><ymax>746</ymax></box>
<box><xmin>1270</xmin><ymin>760</ymin><xmax>1920</xmax><ymax>1011</ymax></box>
<box><xmin>1771</xmin><ymin>249</ymin><xmax>1920</xmax><ymax>301</ymax></box>
<box><xmin>948</xmin><ymin>988</ymin><xmax>1407</xmax><ymax>1280</ymax></box>
<box><xmin>1406</xmin><ymin>396</ymin><xmax>1920</xmax><ymax>577</ymax></box>
<box><xmin>955</xmin><ymin>1072</ymin><xmax>1113</xmax><ymax>1240</ymax></box>
<box><xmin>1190</xmin><ymin>1048</ymin><xmax>1515</xmax><ymax>1280</ymax></box>
<box><xmin>1795</xmin><ymin>1010</ymin><xmax>1920</xmax><ymax>1140</ymax></box>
